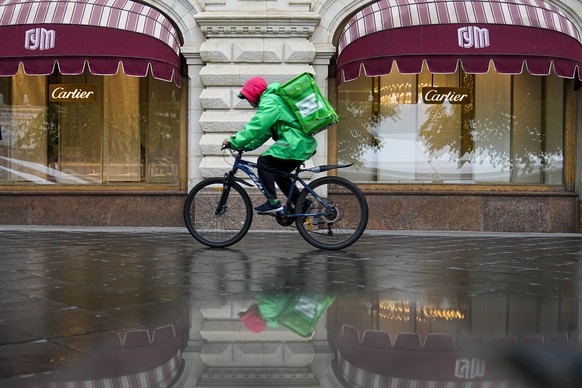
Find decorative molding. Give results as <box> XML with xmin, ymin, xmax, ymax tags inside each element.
<box><xmin>194</xmin><ymin>12</ymin><xmax>321</xmax><ymax>38</ymax></box>
<box><xmin>198</xmin><ymin>367</ymin><xmax>319</xmax><ymax>386</ymax></box>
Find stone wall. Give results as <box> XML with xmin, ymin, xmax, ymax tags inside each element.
<box><xmin>364</xmin><ymin>191</ymin><xmax>579</xmax><ymax>232</ymax></box>
<box><xmin>2</xmin><ymin>0</ymin><xmax>582</xmax><ymax>232</ymax></box>
<box><xmin>0</xmin><ymin>191</ymin><xmax>577</xmax><ymax>232</ymax></box>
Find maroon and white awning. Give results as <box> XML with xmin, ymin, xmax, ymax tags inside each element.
<box><xmin>336</xmin><ymin>0</ymin><xmax>582</xmax><ymax>84</ymax></box>
<box><xmin>0</xmin><ymin>0</ymin><xmax>182</xmax><ymax>85</ymax></box>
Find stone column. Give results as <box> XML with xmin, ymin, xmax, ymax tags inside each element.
<box><xmin>311</xmin><ymin>44</ymin><xmax>336</xmax><ymax>169</ymax></box>
<box><xmin>198</xmin><ymin>299</ymin><xmax>319</xmax><ymax>386</ymax></box>
<box><xmin>193</xmin><ymin>1</ymin><xmax>324</xmax><ymax>181</ymax></box>
<box><xmin>182</xmin><ymin>47</ymin><xmax>205</xmax><ymax>189</ymax></box>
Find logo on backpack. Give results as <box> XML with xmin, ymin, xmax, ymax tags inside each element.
<box><xmin>296</xmin><ymin>93</ymin><xmax>324</xmax><ymax>118</ymax></box>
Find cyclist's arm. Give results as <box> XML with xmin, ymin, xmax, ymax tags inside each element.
<box><xmin>229</xmin><ymin>95</ymin><xmax>280</xmax><ymax>150</ymax></box>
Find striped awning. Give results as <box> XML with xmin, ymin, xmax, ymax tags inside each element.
<box><xmin>336</xmin><ymin>0</ymin><xmax>582</xmax><ymax>84</ymax></box>
<box><xmin>0</xmin><ymin>0</ymin><xmax>182</xmax><ymax>85</ymax></box>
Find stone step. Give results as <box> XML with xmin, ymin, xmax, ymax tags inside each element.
<box><xmin>197</xmin><ymin>367</ymin><xmax>319</xmax><ymax>387</ymax></box>
<box><xmin>201</xmin><ymin>342</ymin><xmax>315</xmax><ymax>367</ymax></box>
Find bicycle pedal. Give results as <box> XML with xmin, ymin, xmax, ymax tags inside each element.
<box><xmin>256</xmin><ymin>211</ymin><xmax>284</xmax><ymax>216</ymax></box>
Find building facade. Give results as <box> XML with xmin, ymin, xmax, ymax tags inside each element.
<box><xmin>1</xmin><ymin>0</ymin><xmax>581</xmax><ymax>232</ymax></box>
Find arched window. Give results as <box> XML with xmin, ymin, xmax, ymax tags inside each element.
<box><xmin>334</xmin><ymin>0</ymin><xmax>581</xmax><ymax>187</ymax></box>
<box><xmin>336</xmin><ymin>64</ymin><xmax>565</xmax><ymax>184</ymax></box>
<box><xmin>0</xmin><ymin>0</ymin><xmax>184</xmax><ymax>187</ymax></box>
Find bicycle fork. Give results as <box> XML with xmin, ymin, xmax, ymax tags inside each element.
<box><xmin>215</xmin><ymin>172</ymin><xmax>235</xmax><ymax>215</ymax></box>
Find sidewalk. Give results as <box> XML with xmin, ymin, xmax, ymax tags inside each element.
<box><xmin>1</xmin><ymin>226</ymin><xmax>581</xmax><ymax>387</ymax></box>
<box><xmin>1</xmin><ymin>224</ymin><xmax>580</xmax><ymax>237</ymax></box>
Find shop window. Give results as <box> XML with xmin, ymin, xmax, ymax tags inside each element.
<box><xmin>0</xmin><ymin>65</ymin><xmax>182</xmax><ymax>186</ymax></box>
<box><xmin>336</xmin><ymin>64</ymin><xmax>564</xmax><ymax>185</ymax></box>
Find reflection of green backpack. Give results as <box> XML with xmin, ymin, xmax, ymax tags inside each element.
<box><xmin>276</xmin><ymin>294</ymin><xmax>336</xmax><ymax>338</ymax></box>
<box><xmin>278</xmin><ymin>73</ymin><xmax>339</xmax><ymax>136</ymax></box>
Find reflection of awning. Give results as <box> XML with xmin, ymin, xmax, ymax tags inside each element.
<box><xmin>334</xmin><ymin>324</ymin><xmax>573</xmax><ymax>386</ymax></box>
<box><xmin>336</xmin><ymin>0</ymin><xmax>582</xmax><ymax>85</ymax></box>
<box><xmin>0</xmin><ymin>0</ymin><xmax>182</xmax><ymax>85</ymax></box>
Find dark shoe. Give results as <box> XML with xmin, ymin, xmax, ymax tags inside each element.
<box><xmin>255</xmin><ymin>200</ymin><xmax>283</xmax><ymax>213</ymax></box>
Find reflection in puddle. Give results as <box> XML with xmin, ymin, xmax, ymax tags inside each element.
<box><xmin>332</xmin><ymin>292</ymin><xmax>580</xmax><ymax>388</ymax></box>
<box><xmin>9</xmin><ymin>290</ymin><xmax>580</xmax><ymax>388</ymax></box>
<box><xmin>1</xmin><ymin>233</ymin><xmax>581</xmax><ymax>388</ymax></box>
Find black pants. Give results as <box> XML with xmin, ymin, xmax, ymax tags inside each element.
<box><xmin>257</xmin><ymin>155</ymin><xmax>302</xmax><ymax>203</ymax></box>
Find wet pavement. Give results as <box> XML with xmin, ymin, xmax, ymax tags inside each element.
<box><xmin>1</xmin><ymin>226</ymin><xmax>582</xmax><ymax>388</ymax></box>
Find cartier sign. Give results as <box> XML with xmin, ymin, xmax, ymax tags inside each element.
<box><xmin>422</xmin><ymin>87</ymin><xmax>471</xmax><ymax>104</ymax></box>
<box><xmin>49</xmin><ymin>84</ymin><xmax>96</xmax><ymax>102</ymax></box>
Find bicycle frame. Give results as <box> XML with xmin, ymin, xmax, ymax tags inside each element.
<box><xmin>224</xmin><ymin>150</ymin><xmax>333</xmax><ymax>218</ymax></box>
<box><xmin>184</xmin><ymin>148</ymin><xmax>366</xmax><ymax>250</ymax></box>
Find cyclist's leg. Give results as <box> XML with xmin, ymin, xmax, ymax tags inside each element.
<box><xmin>258</xmin><ymin>155</ymin><xmax>302</xmax><ymax>200</ymax></box>
<box><xmin>257</xmin><ymin>155</ymin><xmax>278</xmax><ymax>199</ymax></box>
<box><xmin>256</xmin><ymin>155</ymin><xmax>284</xmax><ymax>212</ymax></box>
<box><xmin>273</xmin><ymin>160</ymin><xmax>303</xmax><ymax>204</ymax></box>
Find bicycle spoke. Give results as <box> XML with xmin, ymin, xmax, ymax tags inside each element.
<box><xmin>184</xmin><ymin>178</ymin><xmax>253</xmax><ymax>248</ymax></box>
<box><xmin>296</xmin><ymin>177</ymin><xmax>368</xmax><ymax>250</ymax></box>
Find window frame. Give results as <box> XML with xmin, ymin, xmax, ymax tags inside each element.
<box><xmin>0</xmin><ymin>73</ymin><xmax>188</xmax><ymax>193</ymax></box>
<box><xmin>328</xmin><ymin>73</ymin><xmax>576</xmax><ymax>193</ymax></box>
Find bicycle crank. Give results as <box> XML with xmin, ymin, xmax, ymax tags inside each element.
<box><xmin>275</xmin><ymin>213</ymin><xmax>294</xmax><ymax>226</ymax></box>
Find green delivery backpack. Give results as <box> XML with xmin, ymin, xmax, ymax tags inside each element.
<box><xmin>278</xmin><ymin>72</ymin><xmax>339</xmax><ymax>136</ymax></box>
<box><xmin>275</xmin><ymin>294</ymin><xmax>336</xmax><ymax>338</ymax></box>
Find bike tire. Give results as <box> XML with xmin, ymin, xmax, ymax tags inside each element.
<box><xmin>183</xmin><ymin>177</ymin><xmax>253</xmax><ymax>248</ymax></box>
<box><xmin>295</xmin><ymin>176</ymin><xmax>368</xmax><ymax>250</ymax></box>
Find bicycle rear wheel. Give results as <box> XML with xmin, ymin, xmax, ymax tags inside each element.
<box><xmin>295</xmin><ymin>176</ymin><xmax>368</xmax><ymax>250</ymax></box>
<box><xmin>183</xmin><ymin>177</ymin><xmax>253</xmax><ymax>248</ymax></box>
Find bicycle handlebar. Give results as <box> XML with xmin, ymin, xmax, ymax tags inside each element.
<box><xmin>221</xmin><ymin>146</ymin><xmax>351</xmax><ymax>172</ymax></box>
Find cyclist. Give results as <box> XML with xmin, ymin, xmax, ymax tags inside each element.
<box><xmin>222</xmin><ymin>76</ymin><xmax>316</xmax><ymax>213</ymax></box>
<box><xmin>239</xmin><ymin>292</ymin><xmax>335</xmax><ymax>337</ymax></box>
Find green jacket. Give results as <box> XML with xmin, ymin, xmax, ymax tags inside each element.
<box><xmin>256</xmin><ymin>293</ymin><xmax>336</xmax><ymax>337</ymax></box>
<box><xmin>229</xmin><ymin>83</ymin><xmax>317</xmax><ymax>161</ymax></box>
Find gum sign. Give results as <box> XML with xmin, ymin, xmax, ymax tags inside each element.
<box><xmin>49</xmin><ymin>84</ymin><xmax>97</xmax><ymax>102</ymax></box>
<box><xmin>422</xmin><ymin>87</ymin><xmax>471</xmax><ymax>104</ymax></box>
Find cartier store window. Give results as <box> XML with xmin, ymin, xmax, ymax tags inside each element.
<box><xmin>336</xmin><ymin>63</ymin><xmax>565</xmax><ymax>186</ymax></box>
<box><xmin>0</xmin><ymin>65</ymin><xmax>183</xmax><ymax>187</ymax></box>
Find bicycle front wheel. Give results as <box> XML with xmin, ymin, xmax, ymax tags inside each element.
<box><xmin>295</xmin><ymin>176</ymin><xmax>368</xmax><ymax>250</ymax></box>
<box><xmin>183</xmin><ymin>177</ymin><xmax>253</xmax><ymax>248</ymax></box>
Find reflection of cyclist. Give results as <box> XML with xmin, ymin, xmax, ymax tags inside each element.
<box><xmin>239</xmin><ymin>292</ymin><xmax>335</xmax><ymax>337</ymax></box>
<box><xmin>222</xmin><ymin>76</ymin><xmax>317</xmax><ymax>213</ymax></box>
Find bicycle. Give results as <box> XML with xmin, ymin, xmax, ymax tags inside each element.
<box><xmin>183</xmin><ymin>148</ymin><xmax>368</xmax><ymax>250</ymax></box>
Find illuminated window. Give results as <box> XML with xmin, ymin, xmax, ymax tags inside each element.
<box><xmin>336</xmin><ymin>64</ymin><xmax>564</xmax><ymax>185</ymax></box>
<box><xmin>0</xmin><ymin>66</ymin><xmax>182</xmax><ymax>186</ymax></box>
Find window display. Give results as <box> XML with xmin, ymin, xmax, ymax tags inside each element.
<box><xmin>336</xmin><ymin>65</ymin><xmax>564</xmax><ymax>185</ymax></box>
<box><xmin>0</xmin><ymin>66</ymin><xmax>182</xmax><ymax>186</ymax></box>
